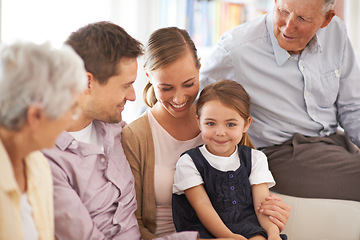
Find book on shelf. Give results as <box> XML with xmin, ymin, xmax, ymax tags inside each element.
<box><xmin>186</xmin><ymin>0</ymin><xmax>248</xmax><ymax>47</ymax></box>
<box><xmin>159</xmin><ymin>0</ymin><xmax>270</xmax><ymax>47</ymax></box>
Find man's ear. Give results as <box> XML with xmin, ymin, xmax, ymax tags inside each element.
<box><xmin>321</xmin><ymin>10</ymin><xmax>335</xmax><ymax>28</ymax></box>
<box><xmin>84</xmin><ymin>72</ymin><xmax>94</xmax><ymax>95</ymax></box>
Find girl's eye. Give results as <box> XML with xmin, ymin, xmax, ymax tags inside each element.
<box><xmin>206</xmin><ymin>122</ymin><xmax>215</xmax><ymax>126</ymax></box>
<box><xmin>227</xmin><ymin>123</ymin><xmax>236</xmax><ymax>127</ymax></box>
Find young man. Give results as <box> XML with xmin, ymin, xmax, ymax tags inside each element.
<box><xmin>42</xmin><ymin>22</ymin><xmax>142</xmax><ymax>239</ymax></box>
<box><xmin>200</xmin><ymin>0</ymin><xmax>360</xmax><ymax>201</ymax></box>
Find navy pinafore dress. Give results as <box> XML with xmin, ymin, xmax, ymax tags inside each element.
<box><xmin>172</xmin><ymin>145</ymin><xmax>287</xmax><ymax>239</ymax></box>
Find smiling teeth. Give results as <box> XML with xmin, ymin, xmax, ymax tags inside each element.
<box><xmin>172</xmin><ymin>102</ymin><xmax>187</xmax><ymax>109</ymax></box>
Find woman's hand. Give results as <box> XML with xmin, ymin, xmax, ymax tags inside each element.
<box><xmin>257</xmin><ymin>194</ymin><xmax>290</xmax><ymax>232</ymax></box>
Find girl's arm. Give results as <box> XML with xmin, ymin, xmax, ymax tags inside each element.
<box><xmin>252</xmin><ymin>183</ymin><xmax>281</xmax><ymax>240</ymax></box>
<box><xmin>185</xmin><ymin>185</ymin><xmax>246</xmax><ymax>240</ymax></box>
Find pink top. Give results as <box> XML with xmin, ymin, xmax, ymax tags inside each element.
<box><xmin>147</xmin><ymin>111</ymin><xmax>203</xmax><ymax>236</ymax></box>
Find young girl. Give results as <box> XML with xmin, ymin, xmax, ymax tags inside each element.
<box><xmin>172</xmin><ymin>80</ymin><xmax>287</xmax><ymax>240</ymax></box>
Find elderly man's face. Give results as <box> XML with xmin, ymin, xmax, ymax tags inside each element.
<box><xmin>273</xmin><ymin>0</ymin><xmax>334</xmax><ymax>55</ymax></box>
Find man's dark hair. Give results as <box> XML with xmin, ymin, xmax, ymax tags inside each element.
<box><xmin>65</xmin><ymin>21</ymin><xmax>143</xmax><ymax>84</ymax></box>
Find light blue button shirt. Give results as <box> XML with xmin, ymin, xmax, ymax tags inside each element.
<box><xmin>200</xmin><ymin>11</ymin><xmax>360</xmax><ymax>149</ymax></box>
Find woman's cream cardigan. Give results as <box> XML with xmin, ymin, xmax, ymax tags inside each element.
<box><xmin>122</xmin><ymin>113</ymin><xmax>159</xmax><ymax>240</ymax></box>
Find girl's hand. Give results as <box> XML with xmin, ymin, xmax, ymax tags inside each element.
<box><xmin>257</xmin><ymin>194</ymin><xmax>290</xmax><ymax>232</ymax></box>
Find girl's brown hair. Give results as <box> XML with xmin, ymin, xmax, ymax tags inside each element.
<box><xmin>143</xmin><ymin>27</ymin><xmax>200</xmax><ymax>107</ymax></box>
<box><xmin>196</xmin><ymin>79</ymin><xmax>254</xmax><ymax>148</ymax></box>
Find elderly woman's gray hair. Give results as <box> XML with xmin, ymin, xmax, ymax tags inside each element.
<box><xmin>0</xmin><ymin>42</ymin><xmax>87</xmax><ymax>131</ymax></box>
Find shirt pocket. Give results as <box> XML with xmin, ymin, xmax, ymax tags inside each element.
<box><xmin>319</xmin><ymin>68</ymin><xmax>340</xmax><ymax>107</ymax></box>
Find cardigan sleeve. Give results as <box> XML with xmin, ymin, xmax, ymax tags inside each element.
<box><xmin>122</xmin><ymin>115</ymin><xmax>158</xmax><ymax>240</ymax></box>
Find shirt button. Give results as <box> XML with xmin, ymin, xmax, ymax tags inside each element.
<box><xmin>300</xmin><ymin>65</ymin><xmax>304</xmax><ymax>71</ymax></box>
<box><xmin>230</xmin><ymin>186</ymin><xmax>235</xmax><ymax>191</ymax></box>
<box><xmin>334</xmin><ymin>69</ymin><xmax>340</xmax><ymax>78</ymax></box>
<box><xmin>100</xmin><ymin>158</ymin><xmax>105</xmax><ymax>163</ymax></box>
<box><xmin>229</xmin><ymin>174</ymin><xmax>234</xmax><ymax>179</ymax></box>
<box><xmin>113</xmin><ymin>218</ymin><xmax>118</xmax><ymax>224</ymax></box>
<box><xmin>71</xmin><ymin>140</ymin><xmax>76</xmax><ymax>145</ymax></box>
<box><xmin>232</xmin><ymin>200</ymin><xmax>237</xmax><ymax>205</ymax></box>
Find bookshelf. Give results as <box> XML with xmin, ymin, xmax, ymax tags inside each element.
<box><xmin>185</xmin><ymin>0</ymin><xmax>273</xmax><ymax>47</ymax></box>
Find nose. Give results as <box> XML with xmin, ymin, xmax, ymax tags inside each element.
<box><xmin>284</xmin><ymin>15</ymin><xmax>296</xmax><ymax>33</ymax></box>
<box><xmin>126</xmin><ymin>84</ymin><xmax>136</xmax><ymax>102</ymax></box>
<box><xmin>215</xmin><ymin>125</ymin><xmax>226</xmax><ymax>136</ymax></box>
<box><xmin>173</xmin><ymin>89</ymin><xmax>186</xmax><ymax>104</ymax></box>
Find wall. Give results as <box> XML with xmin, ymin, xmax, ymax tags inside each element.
<box><xmin>1</xmin><ymin>0</ymin><xmax>359</xmax><ymax>122</ymax></box>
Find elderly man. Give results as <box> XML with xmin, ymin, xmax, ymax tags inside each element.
<box><xmin>200</xmin><ymin>0</ymin><xmax>360</xmax><ymax>202</ymax></box>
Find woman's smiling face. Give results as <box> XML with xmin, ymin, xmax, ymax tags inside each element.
<box><xmin>149</xmin><ymin>50</ymin><xmax>200</xmax><ymax>119</ymax></box>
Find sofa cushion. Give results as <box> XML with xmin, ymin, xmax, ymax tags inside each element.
<box><xmin>275</xmin><ymin>192</ymin><xmax>360</xmax><ymax>240</ymax></box>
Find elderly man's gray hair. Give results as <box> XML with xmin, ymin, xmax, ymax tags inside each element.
<box><xmin>322</xmin><ymin>0</ymin><xmax>336</xmax><ymax>14</ymax></box>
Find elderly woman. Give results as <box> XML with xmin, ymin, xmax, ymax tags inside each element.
<box><xmin>0</xmin><ymin>42</ymin><xmax>87</xmax><ymax>240</ymax></box>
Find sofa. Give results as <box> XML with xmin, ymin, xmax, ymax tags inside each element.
<box><xmin>275</xmin><ymin>192</ymin><xmax>360</xmax><ymax>240</ymax></box>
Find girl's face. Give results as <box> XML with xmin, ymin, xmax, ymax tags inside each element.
<box><xmin>148</xmin><ymin>50</ymin><xmax>200</xmax><ymax>119</ymax></box>
<box><xmin>197</xmin><ymin>100</ymin><xmax>251</xmax><ymax>157</ymax></box>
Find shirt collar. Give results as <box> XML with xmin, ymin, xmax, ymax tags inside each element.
<box><xmin>55</xmin><ymin>130</ymin><xmax>76</xmax><ymax>151</ymax></box>
<box><xmin>266</xmin><ymin>10</ymin><xmax>322</xmax><ymax>66</ymax></box>
<box><xmin>54</xmin><ymin>120</ymin><xmax>107</xmax><ymax>151</ymax></box>
<box><xmin>54</xmin><ymin>120</ymin><xmax>125</xmax><ymax>153</ymax></box>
